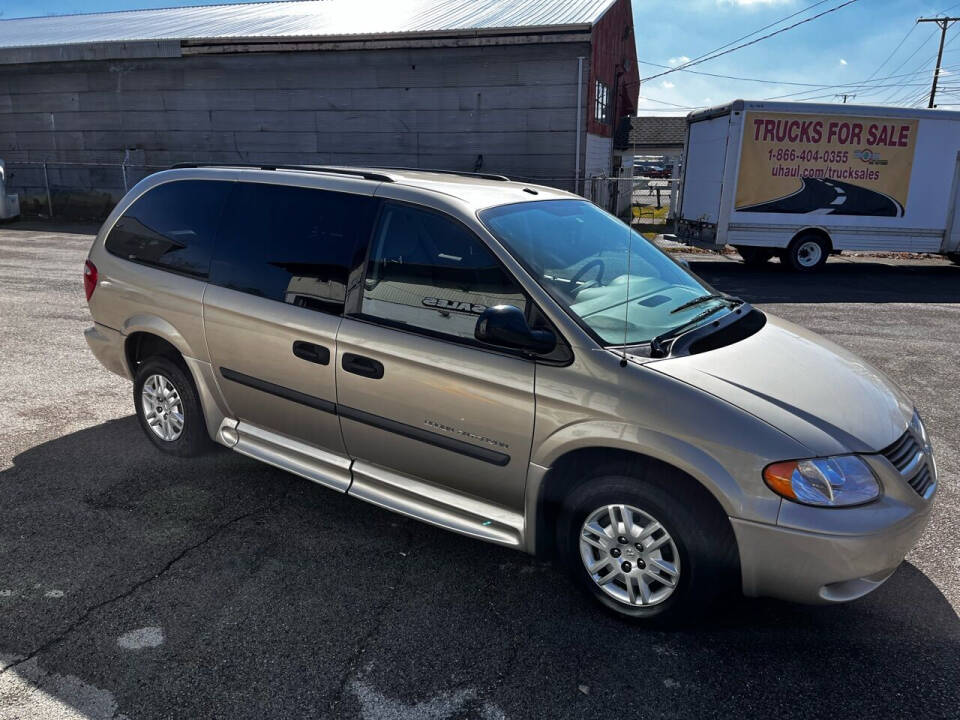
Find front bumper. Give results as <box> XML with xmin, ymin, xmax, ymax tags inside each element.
<box><xmin>730</xmin><ymin>447</ymin><xmax>937</xmax><ymax>604</ymax></box>
<box><xmin>731</xmin><ymin>505</ymin><xmax>932</xmax><ymax>604</ymax></box>
<box><xmin>84</xmin><ymin>322</ymin><xmax>130</xmax><ymax>380</ymax></box>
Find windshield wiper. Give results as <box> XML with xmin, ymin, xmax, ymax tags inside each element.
<box><xmin>669</xmin><ymin>292</ymin><xmax>742</xmax><ymax>314</ymax></box>
<box><xmin>650</xmin><ymin>304</ymin><xmax>728</xmax><ymax>357</ymax></box>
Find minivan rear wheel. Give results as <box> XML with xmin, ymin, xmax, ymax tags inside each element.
<box><xmin>133</xmin><ymin>357</ymin><xmax>211</xmax><ymax>457</ymax></box>
<box><xmin>557</xmin><ymin>468</ymin><xmax>738</xmax><ymax>624</ymax></box>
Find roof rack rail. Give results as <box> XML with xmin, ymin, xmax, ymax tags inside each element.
<box><xmin>373</xmin><ymin>166</ymin><xmax>511</xmax><ymax>182</ymax></box>
<box><xmin>169</xmin><ymin>162</ymin><xmax>395</xmax><ymax>183</ymax></box>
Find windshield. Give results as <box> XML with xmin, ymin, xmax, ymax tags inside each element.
<box><xmin>479</xmin><ymin>199</ymin><xmax>730</xmax><ymax>346</ymax></box>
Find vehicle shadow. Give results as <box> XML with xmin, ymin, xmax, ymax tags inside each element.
<box><xmin>690</xmin><ymin>257</ymin><xmax>960</xmax><ymax>304</ymax></box>
<box><xmin>1</xmin><ymin>418</ymin><xmax>957</xmax><ymax>719</ymax></box>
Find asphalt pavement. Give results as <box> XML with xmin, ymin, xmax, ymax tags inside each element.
<box><xmin>0</xmin><ymin>223</ymin><xmax>957</xmax><ymax>719</ymax></box>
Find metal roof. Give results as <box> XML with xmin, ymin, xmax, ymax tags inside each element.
<box><xmin>0</xmin><ymin>0</ymin><xmax>615</xmax><ymax>50</ymax></box>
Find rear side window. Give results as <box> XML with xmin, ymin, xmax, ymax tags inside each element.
<box><xmin>209</xmin><ymin>182</ymin><xmax>376</xmax><ymax>314</ymax></box>
<box><xmin>105</xmin><ymin>180</ymin><xmax>230</xmax><ymax>278</ymax></box>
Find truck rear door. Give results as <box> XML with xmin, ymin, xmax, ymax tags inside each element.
<box><xmin>679</xmin><ymin>113</ymin><xmax>734</xmax><ymax>243</ymax></box>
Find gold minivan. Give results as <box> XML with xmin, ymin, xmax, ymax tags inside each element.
<box><xmin>84</xmin><ymin>165</ymin><xmax>936</xmax><ymax>623</ymax></box>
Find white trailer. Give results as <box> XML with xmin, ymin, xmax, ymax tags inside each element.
<box><xmin>674</xmin><ymin>99</ymin><xmax>960</xmax><ymax>270</ymax></box>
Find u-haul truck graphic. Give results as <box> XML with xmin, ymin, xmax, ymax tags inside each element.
<box><xmin>675</xmin><ymin>100</ymin><xmax>960</xmax><ymax>269</ymax></box>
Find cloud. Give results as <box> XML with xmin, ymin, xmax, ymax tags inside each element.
<box><xmin>668</xmin><ymin>56</ymin><xmax>691</xmax><ymax>66</ymax></box>
<box><xmin>840</xmin><ymin>58</ymin><xmax>847</xmax><ymax>65</ymax></box>
<box><xmin>662</xmin><ymin>80</ymin><xmax>676</xmax><ymax>88</ymax></box>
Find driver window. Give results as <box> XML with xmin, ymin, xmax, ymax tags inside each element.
<box><xmin>361</xmin><ymin>203</ymin><xmax>528</xmax><ymax>341</ymax></box>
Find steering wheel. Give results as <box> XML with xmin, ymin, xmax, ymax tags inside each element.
<box><xmin>569</xmin><ymin>259</ymin><xmax>605</xmax><ymax>291</ymax></box>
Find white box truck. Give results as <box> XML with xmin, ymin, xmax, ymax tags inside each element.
<box><xmin>674</xmin><ymin>99</ymin><xmax>960</xmax><ymax>270</ymax></box>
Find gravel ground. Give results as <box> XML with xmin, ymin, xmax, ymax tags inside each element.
<box><xmin>0</xmin><ymin>223</ymin><xmax>957</xmax><ymax>719</ymax></box>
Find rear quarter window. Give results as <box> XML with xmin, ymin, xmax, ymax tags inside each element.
<box><xmin>209</xmin><ymin>182</ymin><xmax>377</xmax><ymax>314</ymax></box>
<box><xmin>105</xmin><ymin>179</ymin><xmax>231</xmax><ymax>278</ymax></box>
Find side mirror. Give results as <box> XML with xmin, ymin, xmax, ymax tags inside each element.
<box><xmin>475</xmin><ymin>305</ymin><xmax>557</xmax><ymax>355</ymax></box>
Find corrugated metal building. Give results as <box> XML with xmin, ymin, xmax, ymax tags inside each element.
<box><xmin>0</xmin><ymin>0</ymin><xmax>639</xmax><ymax>218</ymax></box>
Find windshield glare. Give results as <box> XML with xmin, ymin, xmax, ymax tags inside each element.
<box><xmin>479</xmin><ymin>199</ymin><xmax>725</xmax><ymax>345</ymax></box>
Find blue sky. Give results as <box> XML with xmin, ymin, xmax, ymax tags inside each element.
<box><xmin>631</xmin><ymin>0</ymin><xmax>960</xmax><ymax>113</ymax></box>
<box><xmin>3</xmin><ymin>0</ymin><xmax>960</xmax><ymax>113</ymax></box>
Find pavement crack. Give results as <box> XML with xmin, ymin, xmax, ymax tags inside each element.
<box><xmin>328</xmin><ymin>524</ymin><xmax>418</xmax><ymax>714</ymax></box>
<box><xmin>0</xmin><ymin>493</ymin><xmax>285</xmax><ymax>679</ymax></box>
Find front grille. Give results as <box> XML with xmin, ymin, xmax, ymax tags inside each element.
<box><xmin>881</xmin><ymin>431</ymin><xmax>922</xmax><ymax>473</ymax></box>
<box><xmin>909</xmin><ymin>464</ymin><xmax>935</xmax><ymax>497</ymax></box>
<box><xmin>881</xmin><ymin>430</ymin><xmax>935</xmax><ymax>498</ymax></box>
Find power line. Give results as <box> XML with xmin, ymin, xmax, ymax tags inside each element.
<box><xmin>637</xmin><ymin>95</ymin><xmax>703</xmax><ymax>109</ymax></box>
<box><xmin>639</xmin><ymin>0</ymin><xmax>860</xmax><ymax>82</ymax></box>
<box><xmin>655</xmin><ymin>0</ymin><xmax>834</xmax><ymax>72</ymax></box>
<box><xmin>879</xmin><ymin>25</ymin><xmax>960</xmax><ymax>104</ymax></box>
<box><xmin>635</xmin><ymin>60</ymin><xmax>938</xmax><ymax>89</ymax></box>
<box><xmin>761</xmin><ymin>65</ymin><xmax>960</xmax><ymax>101</ymax></box>
<box><xmin>636</xmin><ymin>60</ymin><xmax>834</xmax><ymax>86</ymax></box>
<box><xmin>881</xmin><ymin>24</ymin><xmax>939</xmax><ymax>84</ymax></box>
<box><xmin>918</xmin><ymin>16</ymin><xmax>960</xmax><ymax>107</ymax></box>
<box><xmin>869</xmin><ymin>37</ymin><xmax>939</xmax><ymax>103</ymax></box>
<box><xmin>883</xmin><ymin>56</ymin><xmax>938</xmax><ymax>104</ymax></box>
<box><xmin>782</xmin><ymin>28</ymin><xmax>942</xmax><ymax>105</ymax></box>
<box><xmin>862</xmin><ymin>24</ymin><xmax>917</xmax><ymax>84</ymax></box>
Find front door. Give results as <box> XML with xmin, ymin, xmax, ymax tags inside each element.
<box><xmin>335</xmin><ymin>201</ymin><xmax>536</xmax><ymax>542</ymax></box>
<box><xmin>203</xmin><ymin>179</ymin><xmax>378</xmax><ymax>490</ymax></box>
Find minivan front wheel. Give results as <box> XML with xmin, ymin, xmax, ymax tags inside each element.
<box><xmin>133</xmin><ymin>357</ymin><xmax>211</xmax><ymax>457</ymax></box>
<box><xmin>579</xmin><ymin>503</ymin><xmax>681</xmax><ymax>608</ymax></box>
<box><xmin>557</xmin><ymin>470</ymin><xmax>737</xmax><ymax>624</ymax></box>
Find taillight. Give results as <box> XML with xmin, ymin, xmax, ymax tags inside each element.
<box><xmin>84</xmin><ymin>260</ymin><xmax>98</xmax><ymax>301</ymax></box>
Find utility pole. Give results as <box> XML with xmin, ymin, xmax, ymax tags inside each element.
<box><xmin>918</xmin><ymin>17</ymin><xmax>960</xmax><ymax>108</ymax></box>
<box><xmin>835</xmin><ymin>93</ymin><xmax>856</xmax><ymax>103</ymax></box>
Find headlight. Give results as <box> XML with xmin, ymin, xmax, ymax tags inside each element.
<box><xmin>763</xmin><ymin>455</ymin><xmax>880</xmax><ymax>507</ymax></box>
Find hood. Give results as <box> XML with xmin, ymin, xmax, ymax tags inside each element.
<box><xmin>648</xmin><ymin>314</ymin><xmax>913</xmax><ymax>456</ymax></box>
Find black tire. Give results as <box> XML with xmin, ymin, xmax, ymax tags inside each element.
<box><xmin>556</xmin><ymin>461</ymin><xmax>738</xmax><ymax>625</ymax></box>
<box><xmin>781</xmin><ymin>233</ymin><xmax>829</xmax><ymax>272</ymax></box>
<box><xmin>947</xmin><ymin>252</ymin><xmax>960</xmax><ymax>266</ymax></box>
<box><xmin>734</xmin><ymin>246</ymin><xmax>774</xmax><ymax>266</ymax></box>
<box><xmin>133</xmin><ymin>356</ymin><xmax>212</xmax><ymax>457</ymax></box>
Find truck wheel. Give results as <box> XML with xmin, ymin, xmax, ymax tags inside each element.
<box><xmin>782</xmin><ymin>234</ymin><xmax>829</xmax><ymax>272</ymax></box>
<box><xmin>134</xmin><ymin>357</ymin><xmax>212</xmax><ymax>457</ymax></box>
<box><xmin>556</xmin><ymin>464</ymin><xmax>738</xmax><ymax>625</ymax></box>
<box><xmin>735</xmin><ymin>246</ymin><xmax>774</xmax><ymax>266</ymax></box>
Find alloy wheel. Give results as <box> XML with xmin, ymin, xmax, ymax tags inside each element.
<box><xmin>140</xmin><ymin>373</ymin><xmax>184</xmax><ymax>442</ymax></box>
<box><xmin>579</xmin><ymin>503</ymin><xmax>681</xmax><ymax>607</ymax></box>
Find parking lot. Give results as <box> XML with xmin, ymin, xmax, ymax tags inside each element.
<box><xmin>1</xmin><ymin>223</ymin><xmax>958</xmax><ymax>720</ymax></box>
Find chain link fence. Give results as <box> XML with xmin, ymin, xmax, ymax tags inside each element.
<box><xmin>2</xmin><ymin>162</ymin><xmax>676</xmax><ymax>222</ymax></box>
<box><xmin>585</xmin><ymin>174</ymin><xmax>680</xmax><ymax>227</ymax></box>
<box><xmin>3</xmin><ymin>161</ymin><xmax>168</xmax><ymax>219</ymax></box>
<box><xmin>3</xmin><ymin>162</ymin><xmax>597</xmax><ymax>220</ymax></box>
